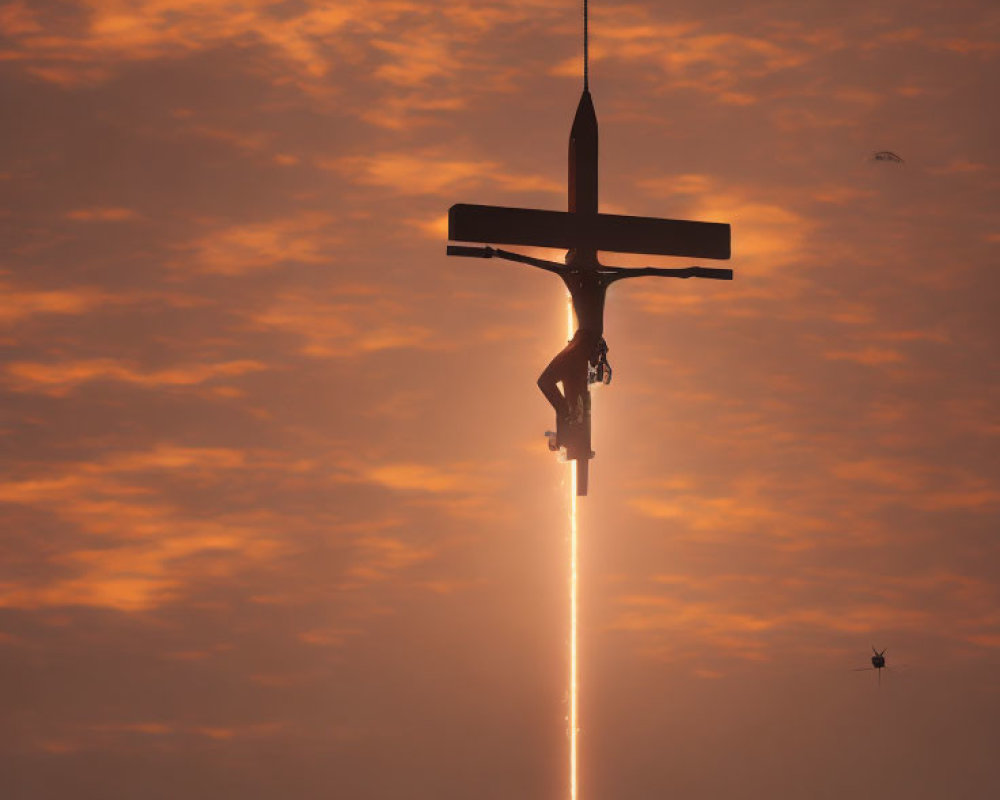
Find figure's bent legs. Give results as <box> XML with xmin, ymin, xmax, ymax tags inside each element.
<box><xmin>538</xmin><ymin>351</ymin><xmax>571</xmax><ymax>418</ymax></box>
<box><xmin>537</xmin><ymin>330</ymin><xmax>596</xmax><ymax>420</ymax></box>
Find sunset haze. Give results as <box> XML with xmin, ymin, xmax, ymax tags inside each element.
<box><xmin>1</xmin><ymin>1</ymin><xmax>998</xmax><ymax>798</ymax></box>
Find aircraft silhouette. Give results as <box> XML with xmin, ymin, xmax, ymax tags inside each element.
<box><xmin>853</xmin><ymin>647</ymin><xmax>889</xmax><ymax>684</ymax></box>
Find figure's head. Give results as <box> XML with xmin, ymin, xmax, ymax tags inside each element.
<box><xmin>565</xmin><ymin>247</ymin><xmax>598</xmax><ymax>269</ymax></box>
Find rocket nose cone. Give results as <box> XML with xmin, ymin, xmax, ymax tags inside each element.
<box><xmin>569</xmin><ymin>89</ymin><xmax>598</xmax><ymax>216</ymax></box>
<box><xmin>571</xmin><ymin>90</ymin><xmax>597</xmax><ymax>135</ymax></box>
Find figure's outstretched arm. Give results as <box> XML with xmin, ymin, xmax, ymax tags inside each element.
<box><xmin>447</xmin><ymin>245</ymin><xmax>565</xmax><ymax>274</ymax></box>
<box><xmin>600</xmin><ymin>265</ymin><xmax>733</xmax><ymax>283</ymax></box>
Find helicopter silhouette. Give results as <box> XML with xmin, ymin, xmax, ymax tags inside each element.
<box><xmin>853</xmin><ymin>647</ymin><xmax>889</xmax><ymax>684</ymax></box>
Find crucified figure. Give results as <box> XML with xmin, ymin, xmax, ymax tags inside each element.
<box><xmin>461</xmin><ymin>245</ymin><xmax>731</xmax><ymax>423</ymax></box>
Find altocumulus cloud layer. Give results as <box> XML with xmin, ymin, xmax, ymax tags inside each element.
<box><xmin>1</xmin><ymin>1</ymin><xmax>998</xmax><ymax>798</ymax></box>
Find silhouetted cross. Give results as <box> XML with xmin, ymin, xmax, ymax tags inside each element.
<box><xmin>446</xmin><ymin>68</ymin><xmax>731</xmax><ymax>496</ymax></box>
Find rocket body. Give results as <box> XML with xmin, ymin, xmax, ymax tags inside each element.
<box><xmin>568</xmin><ymin>90</ymin><xmax>599</xmax><ymax>218</ymax></box>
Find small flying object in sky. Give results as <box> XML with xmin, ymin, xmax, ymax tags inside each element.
<box><xmin>872</xmin><ymin>150</ymin><xmax>904</xmax><ymax>163</ymax></box>
<box><xmin>854</xmin><ymin>647</ymin><xmax>889</xmax><ymax>684</ymax></box>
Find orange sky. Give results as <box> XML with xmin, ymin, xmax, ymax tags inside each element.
<box><xmin>1</xmin><ymin>1</ymin><xmax>998</xmax><ymax>797</ymax></box>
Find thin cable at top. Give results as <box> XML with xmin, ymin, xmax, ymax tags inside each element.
<box><xmin>583</xmin><ymin>0</ymin><xmax>589</xmax><ymax>90</ymax></box>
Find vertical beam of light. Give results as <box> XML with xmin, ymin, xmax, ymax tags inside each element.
<box><xmin>567</xmin><ymin>297</ymin><xmax>579</xmax><ymax>800</ymax></box>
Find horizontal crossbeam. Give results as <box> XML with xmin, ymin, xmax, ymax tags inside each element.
<box><xmin>449</xmin><ymin>203</ymin><xmax>730</xmax><ymax>260</ymax></box>
<box><xmin>446</xmin><ymin>245</ymin><xmax>732</xmax><ymax>280</ymax></box>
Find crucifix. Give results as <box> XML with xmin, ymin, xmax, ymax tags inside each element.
<box><xmin>446</xmin><ymin>4</ymin><xmax>732</xmax><ymax>496</ymax></box>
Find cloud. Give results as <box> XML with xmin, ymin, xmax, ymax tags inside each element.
<box><xmin>409</xmin><ymin>213</ymin><xmax>449</xmax><ymax>240</ymax></box>
<box><xmin>0</xmin><ymin>441</ymin><xmax>470</xmax><ymax>617</ymax></box>
<box><xmin>330</xmin><ymin>460</ymin><xmax>503</xmax><ymax>523</ymax></box>
<box><xmin>0</xmin><ymin>0</ymin><xmax>561</xmax><ymax>95</ymax></box>
<box><xmin>637</xmin><ymin>173</ymin><xmax>715</xmax><ymax>197</ymax></box>
<box><xmin>627</xmin><ymin>478</ymin><xmax>834</xmax><ymax>548</ymax></box>
<box><xmin>936</xmin><ymin>36</ymin><xmax>1000</xmax><ymax>56</ymax></box>
<box><xmin>250</xmin><ymin>287</ymin><xmax>444</xmax><ymax>358</ymax></box>
<box><xmin>916</xmin><ymin>486</ymin><xmax>1000</xmax><ymax>512</ymax></box>
<box><xmin>343</xmin><ymin>535</ymin><xmax>434</xmax><ymax>583</ymax></box>
<box><xmin>0</xmin><ymin>575</ymin><xmax>180</xmax><ymax>613</ymax></box>
<box><xmin>179</xmin><ymin>124</ymin><xmax>274</xmax><ymax>155</ymax></box>
<box><xmin>551</xmin><ymin>13</ymin><xmax>821</xmax><ymax>101</ymax></box>
<box><xmin>636</xmin><ymin>176</ymin><xmax>812</xmax><ymax>278</ymax></box>
<box><xmin>97</xmin><ymin>445</ymin><xmax>248</xmax><ymax>473</ymax></box>
<box><xmin>929</xmin><ymin>159</ymin><xmax>990</xmax><ymax>175</ymax></box>
<box><xmin>0</xmin><ymin>284</ymin><xmax>205</xmax><ymax>328</ymax></box>
<box><xmin>0</xmin><ymin>1</ymin><xmax>41</xmax><ymax>36</ymax></box>
<box><xmin>4</xmin><ymin>358</ymin><xmax>266</xmax><ymax>395</ymax></box>
<box><xmin>830</xmin><ymin>458</ymin><xmax>926</xmax><ymax>492</ymax></box>
<box><xmin>605</xmin><ymin>568</ymin><xmax>996</xmax><ymax>664</ymax></box>
<box><xmin>824</xmin><ymin>346</ymin><xmax>905</xmax><ymax>365</ymax></box>
<box><xmin>360</xmin><ymin>93</ymin><xmax>468</xmax><ymax>130</ymax></box>
<box><xmin>371</xmin><ymin>30</ymin><xmax>460</xmax><ymax>87</ymax></box>
<box><xmin>694</xmin><ymin>196</ymin><xmax>809</xmax><ymax>272</ymax></box>
<box><xmin>298</xmin><ymin>627</ymin><xmax>360</xmax><ymax>647</ymax></box>
<box><xmin>65</xmin><ymin>206</ymin><xmax>141</xmax><ymax>221</ymax></box>
<box><xmin>328</xmin><ymin>152</ymin><xmax>562</xmax><ymax>197</ymax></box>
<box><xmin>25</xmin><ymin>720</ymin><xmax>291</xmax><ymax>755</ymax></box>
<box><xmin>0</xmin><ymin>445</ymin><xmax>290</xmax><ymax>611</ymax></box>
<box><xmin>364</xmin><ymin>463</ymin><xmax>471</xmax><ymax>493</ymax></box>
<box><xmin>0</xmin><ymin>0</ymin><xmax>373</xmax><ymax>85</ymax></box>
<box><xmin>175</xmin><ymin>213</ymin><xmax>338</xmax><ymax>275</ymax></box>
<box><xmin>0</xmin><ymin>284</ymin><xmax>110</xmax><ymax>324</ymax></box>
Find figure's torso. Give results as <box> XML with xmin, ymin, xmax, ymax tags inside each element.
<box><xmin>561</xmin><ymin>269</ymin><xmax>607</xmax><ymax>335</ymax></box>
